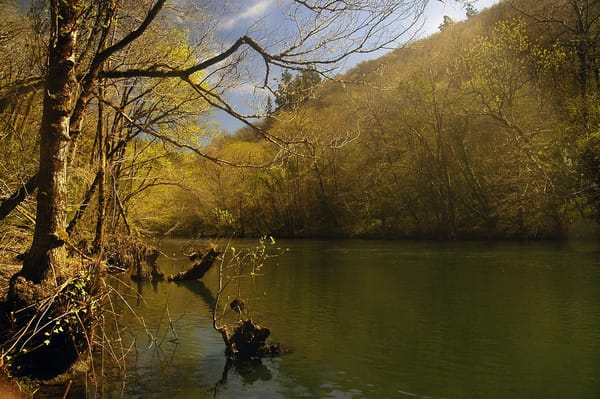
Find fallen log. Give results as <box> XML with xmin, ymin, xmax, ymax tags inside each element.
<box><xmin>168</xmin><ymin>247</ymin><xmax>219</xmax><ymax>281</ymax></box>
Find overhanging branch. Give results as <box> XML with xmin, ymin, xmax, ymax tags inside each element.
<box><xmin>101</xmin><ymin>98</ymin><xmax>284</xmax><ymax>169</ymax></box>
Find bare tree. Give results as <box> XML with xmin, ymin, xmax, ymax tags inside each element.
<box><xmin>4</xmin><ymin>0</ymin><xmax>432</xmax><ymax>283</ymax></box>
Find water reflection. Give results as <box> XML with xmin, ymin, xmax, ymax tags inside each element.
<box><xmin>36</xmin><ymin>240</ymin><xmax>600</xmax><ymax>399</ymax></box>
<box><xmin>133</xmin><ymin>277</ymin><xmax>160</xmax><ymax>305</ymax></box>
<box><xmin>214</xmin><ymin>358</ymin><xmax>273</xmax><ymax>398</ymax></box>
<box><xmin>175</xmin><ymin>280</ymin><xmax>216</xmax><ymax>312</ymax></box>
<box><xmin>175</xmin><ymin>279</ymin><xmax>276</xmax><ymax>397</ymax></box>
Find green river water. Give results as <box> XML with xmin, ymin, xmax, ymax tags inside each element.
<box><xmin>44</xmin><ymin>239</ymin><xmax>600</xmax><ymax>398</ymax></box>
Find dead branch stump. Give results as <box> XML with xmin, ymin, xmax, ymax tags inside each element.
<box><xmin>219</xmin><ymin>319</ymin><xmax>282</xmax><ymax>360</ymax></box>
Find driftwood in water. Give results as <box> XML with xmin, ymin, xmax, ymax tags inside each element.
<box><xmin>103</xmin><ymin>234</ymin><xmax>164</xmax><ymax>281</ymax></box>
<box><xmin>168</xmin><ymin>247</ymin><xmax>219</xmax><ymax>281</ymax></box>
<box><xmin>218</xmin><ymin>319</ymin><xmax>282</xmax><ymax>360</ymax></box>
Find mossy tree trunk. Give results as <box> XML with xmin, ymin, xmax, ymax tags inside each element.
<box><xmin>20</xmin><ymin>1</ymin><xmax>82</xmax><ymax>283</ymax></box>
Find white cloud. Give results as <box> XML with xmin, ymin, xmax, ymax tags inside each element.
<box><xmin>222</xmin><ymin>0</ymin><xmax>276</xmax><ymax>31</ymax></box>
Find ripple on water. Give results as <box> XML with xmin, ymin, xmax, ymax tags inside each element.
<box><xmin>97</xmin><ymin>240</ymin><xmax>600</xmax><ymax>399</ymax></box>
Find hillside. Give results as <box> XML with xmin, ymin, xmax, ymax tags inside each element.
<box><xmin>3</xmin><ymin>0</ymin><xmax>596</xmax><ymax>241</ymax></box>
<box><xmin>132</xmin><ymin>0</ymin><xmax>599</xmax><ymax>240</ymax></box>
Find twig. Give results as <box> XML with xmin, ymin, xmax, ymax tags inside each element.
<box><xmin>166</xmin><ymin>306</ymin><xmax>178</xmax><ymax>342</ymax></box>
<box><xmin>61</xmin><ymin>380</ymin><xmax>72</xmax><ymax>399</ymax></box>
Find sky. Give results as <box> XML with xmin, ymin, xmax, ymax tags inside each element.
<box><xmin>420</xmin><ymin>0</ymin><xmax>500</xmax><ymax>35</ymax></box>
<box><xmin>213</xmin><ymin>0</ymin><xmax>501</xmax><ymax>132</ymax></box>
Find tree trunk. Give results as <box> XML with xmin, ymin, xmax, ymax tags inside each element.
<box><xmin>92</xmin><ymin>85</ymin><xmax>107</xmax><ymax>254</ymax></box>
<box><xmin>21</xmin><ymin>1</ymin><xmax>81</xmax><ymax>283</ymax></box>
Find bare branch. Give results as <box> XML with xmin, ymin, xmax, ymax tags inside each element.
<box><xmin>94</xmin><ymin>0</ymin><xmax>167</xmax><ymax>67</ymax></box>
<box><xmin>101</xmin><ymin>98</ymin><xmax>283</xmax><ymax>169</ymax></box>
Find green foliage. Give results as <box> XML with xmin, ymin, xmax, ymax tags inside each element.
<box><xmin>456</xmin><ymin>18</ymin><xmax>565</xmax><ymax>113</ymax></box>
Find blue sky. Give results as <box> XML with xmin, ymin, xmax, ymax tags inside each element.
<box><xmin>213</xmin><ymin>0</ymin><xmax>500</xmax><ymax>132</ymax></box>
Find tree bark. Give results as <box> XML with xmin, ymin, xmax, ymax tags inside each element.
<box><xmin>21</xmin><ymin>1</ymin><xmax>82</xmax><ymax>283</ymax></box>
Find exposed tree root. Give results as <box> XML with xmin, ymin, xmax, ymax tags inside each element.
<box><xmin>0</xmin><ymin>262</ymin><xmax>101</xmax><ymax>381</ymax></box>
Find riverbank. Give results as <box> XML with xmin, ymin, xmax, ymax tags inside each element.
<box><xmin>0</xmin><ymin>255</ymin><xmax>32</xmax><ymax>398</ymax></box>
<box><xmin>0</xmin><ymin>253</ymin><xmax>96</xmax><ymax>398</ymax></box>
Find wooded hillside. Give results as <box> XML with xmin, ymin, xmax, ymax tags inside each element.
<box><xmin>2</xmin><ymin>0</ymin><xmax>600</xmax><ymax>241</ymax></box>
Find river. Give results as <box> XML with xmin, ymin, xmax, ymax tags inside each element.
<box><xmin>42</xmin><ymin>239</ymin><xmax>600</xmax><ymax>398</ymax></box>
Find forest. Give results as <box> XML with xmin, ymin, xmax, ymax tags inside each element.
<box><xmin>201</xmin><ymin>0</ymin><xmax>600</xmax><ymax>241</ymax></box>
<box><xmin>3</xmin><ymin>0</ymin><xmax>600</xmax><ymax>246</ymax></box>
<box><xmin>0</xmin><ymin>0</ymin><xmax>600</xmax><ymax>394</ymax></box>
<box><xmin>182</xmin><ymin>1</ymin><xmax>600</xmax><ymax>240</ymax></box>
